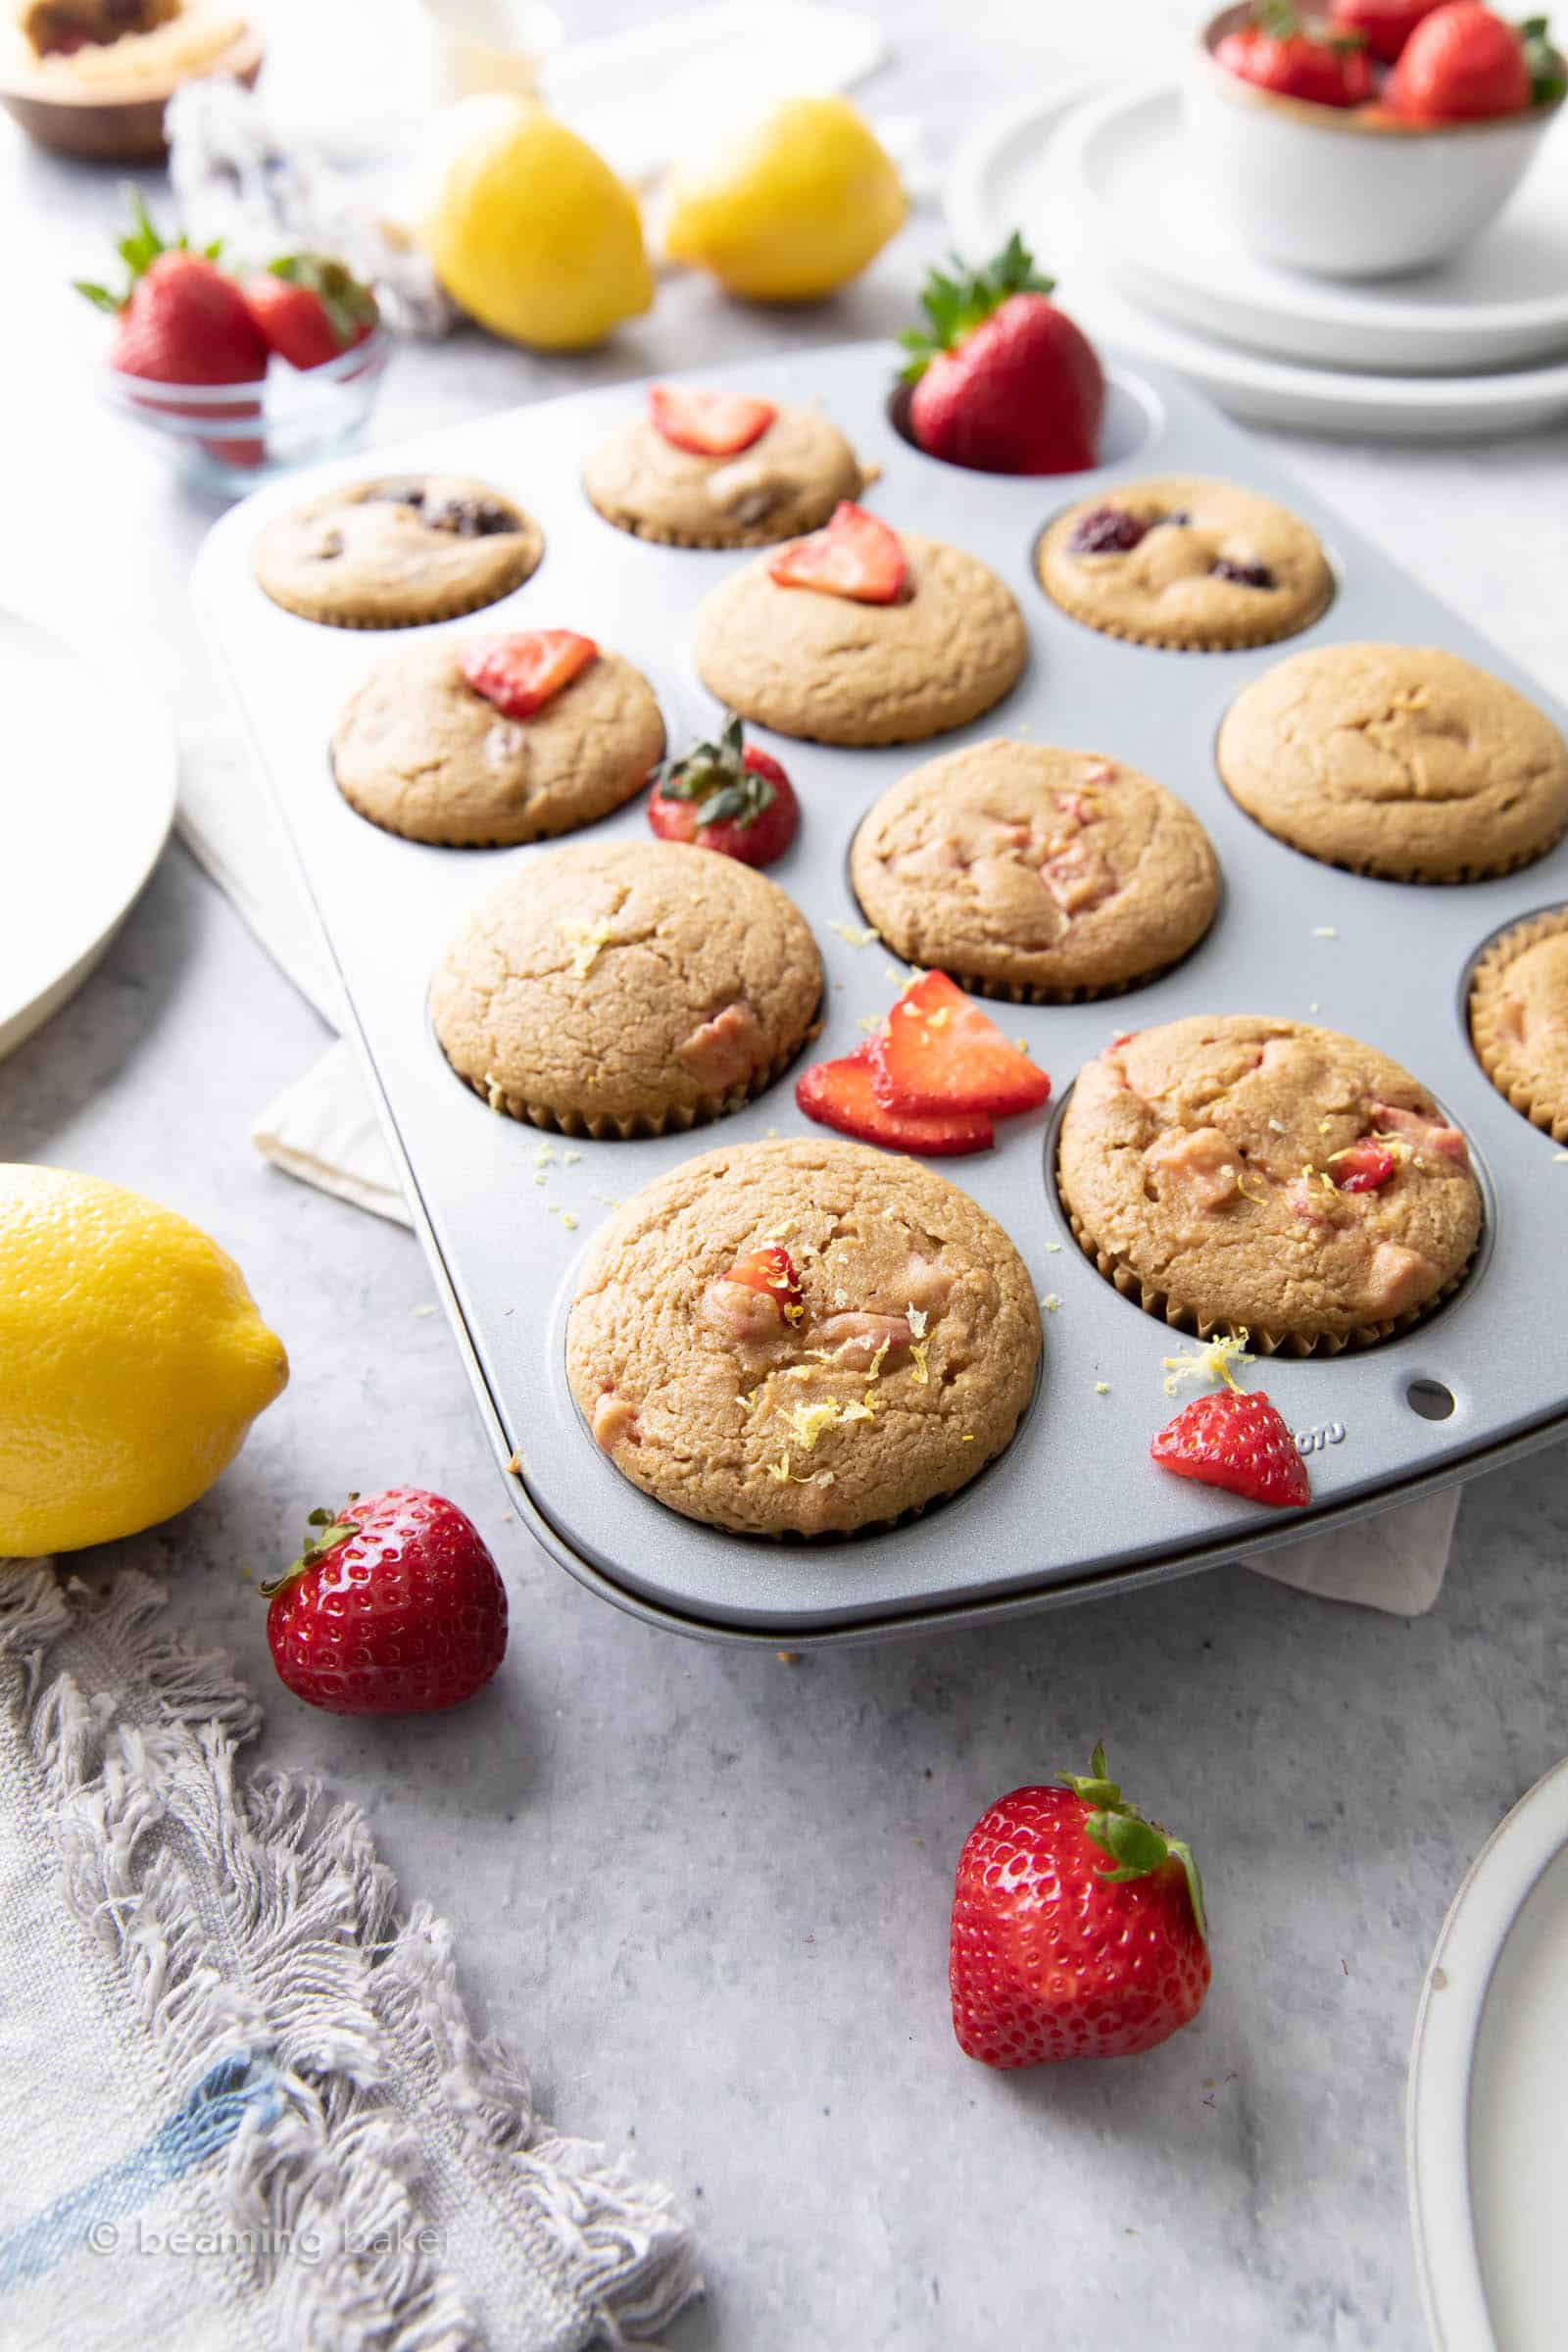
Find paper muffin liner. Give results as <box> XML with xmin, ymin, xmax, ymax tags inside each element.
<box><xmin>451</xmin><ymin>1024</ymin><xmax>818</xmax><ymax>1144</ymax></box>
<box><xmin>1220</xmin><ymin>798</ymin><xmax>1568</xmax><ymax>889</ymax></box>
<box><xmin>1035</xmin><ymin>578</ymin><xmax>1334</xmax><ymax>657</ymax></box>
<box><xmin>585</xmin><ymin>458</ymin><xmax>876</xmax><ymax>554</ymax></box>
<box><xmin>332</xmin><ymin>751</ymin><xmax>654</xmax><ymax>852</ymax></box>
<box><xmin>256</xmin><ymin>517</ymin><xmax>543</xmax><ymax>632</ymax></box>
<box><xmin>1062</xmin><ymin>1204</ymin><xmax>1477</xmax><ymax>1359</ymax></box>
<box><xmin>923</xmin><ymin>948</ymin><xmax>1203</xmax><ymax>1007</ymax></box>
<box><xmin>1469</xmin><ymin>905</ymin><xmax>1568</xmax><ymax>1144</ymax></box>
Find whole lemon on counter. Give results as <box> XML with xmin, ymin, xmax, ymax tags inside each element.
<box><xmin>663</xmin><ymin>95</ymin><xmax>907</xmax><ymax>302</ymax></box>
<box><xmin>0</xmin><ymin>1166</ymin><xmax>288</xmax><ymax>1558</ymax></box>
<box><xmin>421</xmin><ymin>95</ymin><xmax>654</xmax><ymax>349</ymax></box>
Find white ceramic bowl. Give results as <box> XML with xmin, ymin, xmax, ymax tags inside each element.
<box><xmin>1187</xmin><ymin>4</ymin><xmax>1565</xmax><ymax>280</ymax></box>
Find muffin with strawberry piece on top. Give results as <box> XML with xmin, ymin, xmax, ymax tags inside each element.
<box><xmin>584</xmin><ymin>384</ymin><xmax>868</xmax><ymax>549</ymax></box>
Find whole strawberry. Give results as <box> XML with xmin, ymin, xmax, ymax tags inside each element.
<box><xmin>902</xmin><ymin>233</ymin><xmax>1103</xmax><ymax>477</ymax></box>
<box><xmin>264</xmin><ymin>1487</ymin><xmax>508</xmax><ymax>1716</ymax></box>
<box><xmin>1387</xmin><ymin>0</ymin><xmax>1548</xmax><ymax>116</ymax></box>
<box><xmin>648</xmin><ymin>712</ymin><xmax>800</xmax><ymax>868</ymax></box>
<box><xmin>1214</xmin><ymin>2</ymin><xmax>1375</xmax><ymax>104</ymax></box>
<box><xmin>76</xmin><ymin>190</ymin><xmax>268</xmax><ymax>386</ymax></box>
<box><xmin>244</xmin><ymin>253</ymin><xmax>379</xmax><ymax>371</ymax></box>
<box><xmin>951</xmin><ymin>1746</ymin><xmax>1211</xmax><ymax>2067</ymax></box>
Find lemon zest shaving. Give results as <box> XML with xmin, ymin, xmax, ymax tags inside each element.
<box><xmin>909</xmin><ymin>1341</ymin><xmax>930</xmax><ymax>1386</ymax></box>
<box><xmin>563</xmin><ymin>917</ymin><xmax>614</xmax><ymax>978</ymax></box>
<box><xmin>829</xmin><ymin>921</ymin><xmax>880</xmax><ymax>948</ymax></box>
<box><xmin>906</xmin><ymin>1304</ymin><xmax>929</xmax><ymax>1339</ymax></box>
<box><xmin>1161</xmin><ymin>1330</ymin><xmax>1254</xmax><ymax>1397</ymax></box>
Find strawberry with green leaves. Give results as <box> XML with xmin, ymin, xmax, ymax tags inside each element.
<box><xmin>648</xmin><ymin>713</ymin><xmax>800</xmax><ymax>869</ymax></box>
<box><xmin>244</xmin><ymin>253</ymin><xmax>379</xmax><ymax>371</ymax></box>
<box><xmin>951</xmin><ymin>1746</ymin><xmax>1211</xmax><ymax>2066</ymax></box>
<box><xmin>1214</xmin><ymin>1</ymin><xmax>1375</xmax><ymax>103</ymax></box>
<box><xmin>901</xmin><ymin>233</ymin><xmax>1104</xmax><ymax>477</ymax></box>
<box><xmin>76</xmin><ymin>189</ymin><xmax>268</xmax><ymax>385</ymax></box>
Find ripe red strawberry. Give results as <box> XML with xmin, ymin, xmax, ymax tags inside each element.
<box><xmin>243</xmin><ymin>253</ymin><xmax>378</xmax><ymax>371</ymax></box>
<box><xmin>796</xmin><ymin>1048</ymin><xmax>994</xmax><ymax>1155</ymax></box>
<box><xmin>1152</xmin><ymin>1390</ymin><xmax>1310</xmax><ymax>1508</ymax></box>
<box><xmin>649</xmin><ymin>383</ymin><xmax>777</xmax><ymax>456</ymax></box>
<box><xmin>647</xmin><ymin>713</ymin><xmax>800</xmax><ymax>868</ymax></box>
<box><xmin>1214</xmin><ymin>3</ymin><xmax>1375</xmax><ymax>104</ymax></box>
<box><xmin>1329</xmin><ymin>0</ymin><xmax>1444</xmax><ymax>62</ymax></box>
<box><xmin>768</xmin><ymin>502</ymin><xmax>906</xmax><ymax>604</ymax></box>
<box><xmin>1329</xmin><ymin>1137</ymin><xmax>1397</xmax><ymax>1192</ymax></box>
<box><xmin>1388</xmin><ymin>0</ymin><xmax>1538</xmax><ymax>114</ymax></box>
<box><xmin>461</xmin><ymin>629</ymin><xmax>599</xmax><ymax>720</ymax></box>
<box><xmin>76</xmin><ymin>192</ymin><xmax>269</xmax><ymax>466</ymax></box>
<box><xmin>264</xmin><ymin>1488</ymin><xmax>508</xmax><ymax>1716</ymax></box>
<box><xmin>951</xmin><ymin>1746</ymin><xmax>1211</xmax><ymax>2067</ymax></box>
<box><xmin>902</xmin><ymin>233</ymin><xmax>1104</xmax><ymax>476</ymax></box>
<box><xmin>870</xmin><ymin>971</ymin><xmax>1051</xmax><ymax>1118</ymax></box>
<box><xmin>723</xmin><ymin>1245</ymin><xmax>805</xmax><ymax>1319</ymax></box>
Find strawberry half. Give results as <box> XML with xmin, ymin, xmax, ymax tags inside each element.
<box><xmin>723</xmin><ymin>1245</ymin><xmax>805</xmax><ymax>1319</ymax></box>
<box><xmin>951</xmin><ymin>1746</ymin><xmax>1211</xmax><ymax>2067</ymax></box>
<box><xmin>650</xmin><ymin>384</ymin><xmax>778</xmax><ymax>456</ymax></box>
<box><xmin>647</xmin><ymin>712</ymin><xmax>800</xmax><ymax>869</ymax></box>
<box><xmin>796</xmin><ymin>1048</ymin><xmax>994</xmax><ymax>1156</ymax></box>
<box><xmin>1152</xmin><ymin>1390</ymin><xmax>1310</xmax><ymax>1509</ymax></box>
<box><xmin>870</xmin><ymin>971</ymin><xmax>1051</xmax><ymax>1118</ymax></box>
<box><xmin>1329</xmin><ymin>1138</ymin><xmax>1397</xmax><ymax>1193</ymax></box>
<box><xmin>768</xmin><ymin>503</ymin><xmax>906</xmax><ymax>605</ymax></box>
<box><xmin>902</xmin><ymin>233</ymin><xmax>1104</xmax><ymax>476</ymax></box>
<box><xmin>461</xmin><ymin>630</ymin><xmax>599</xmax><ymax>720</ymax></box>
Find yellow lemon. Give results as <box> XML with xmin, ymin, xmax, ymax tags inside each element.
<box><xmin>0</xmin><ymin>1166</ymin><xmax>288</xmax><ymax>1558</ymax></box>
<box><xmin>663</xmin><ymin>95</ymin><xmax>907</xmax><ymax>303</ymax></box>
<box><xmin>421</xmin><ymin>95</ymin><xmax>654</xmax><ymax>349</ymax></box>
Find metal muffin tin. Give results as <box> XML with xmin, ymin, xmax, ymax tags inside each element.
<box><xmin>195</xmin><ymin>344</ymin><xmax>1568</xmax><ymax>1646</ymax></box>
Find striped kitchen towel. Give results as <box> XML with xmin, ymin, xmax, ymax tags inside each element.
<box><xmin>0</xmin><ymin>1563</ymin><xmax>698</xmax><ymax>2351</ymax></box>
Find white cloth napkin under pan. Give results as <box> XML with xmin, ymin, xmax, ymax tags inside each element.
<box><xmin>176</xmin><ymin>721</ymin><xmax>1459</xmax><ymax>1616</ymax></box>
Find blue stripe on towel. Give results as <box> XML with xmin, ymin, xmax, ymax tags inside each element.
<box><xmin>0</xmin><ymin>2052</ymin><xmax>280</xmax><ymax>2293</ymax></box>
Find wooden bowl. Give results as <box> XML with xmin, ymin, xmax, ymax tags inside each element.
<box><xmin>0</xmin><ymin>24</ymin><xmax>263</xmax><ymax>163</ymax></box>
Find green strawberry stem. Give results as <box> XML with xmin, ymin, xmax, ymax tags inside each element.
<box><xmin>654</xmin><ymin>712</ymin><xmax>775</xmax><ymax>827</ymax></box>
<box><xmin>900</xmin><ymin>232</ymin><xmax>1056</xmax><ymax>382</ymax></box>
<box><xmin>1520</xmin><ymin>17</ymin><xmax>1566</xmax><ymax>105</ymax></box>
<box><xmin>74</xmin><ymin>185</ymin><xmax>221</xmax><ymax>314</ymax></box>
<box><xmin>269</xmin><ymin>253</ymin><xmax>379</xmax><ymax>347</ymax></box>
<box><xmin>258</xmin><ymin>1495</ymin><xmax>360</xmax><ymax>1600</ymax></box>
<box><xmin>1059</xmin><ymin>1742</ymin><xmax>1208</xmax><ymax>1942</ymax></box>
<box><xmin>1252</xmin><ymin>0</ymin><xmax>1367</xmax><ymax>46</ymax></box>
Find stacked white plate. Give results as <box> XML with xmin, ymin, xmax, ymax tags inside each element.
<box><xmin>945</xmin><ymin>77</ymin><xmax>1568</xmax><ymax>438</ymax></box>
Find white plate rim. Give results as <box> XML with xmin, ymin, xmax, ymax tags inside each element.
<box><xmin>944</xmin><ymin>86</ymin><xmax>1568</xmax><ymax>430</ymax></box>
<box><xmin>1407</xmin><ymin>1753</ymin><xmax>1568</xmax><ymax>2352</ymax></box>
<box><xmin>0</xmin><ymin>584</ymin><xmax>176</xmax><ymax>1063</ymax></box>
<box><xmin>1065</xmin><ymin>80</ymin><xmax>1568</xmax><ymax>349</ymax></box>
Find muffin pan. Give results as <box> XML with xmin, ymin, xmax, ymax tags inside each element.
<box><xmin>194</xmin><ymin>345</ymin><xmax>1568</xmax><ymax>1645</ymax></box>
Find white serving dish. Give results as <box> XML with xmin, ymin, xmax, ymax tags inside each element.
<box><xmin>1189</xmin><ymin>4</ymin><xmax>1564</xmax><ymax>282</ymax></box>
<box><xmin>0</xmin><ymin>590</ymin><xmax>175</xmax><ymax>1065</ymax></box>
<box><xmin>1409</xmin><ymin>1757</ymin><xmax>1568</xmax><ymax>2350</ymax></box>
<box><xmin>1061</xmin><ymin>80</ymin><xmax>1568</xmax><ymax>374</ymax></box>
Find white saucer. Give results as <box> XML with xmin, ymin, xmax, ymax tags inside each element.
<box><xmin>1063</xmin><ymin>82</ymin><xmax>1568</xmax><ymax>376</ymax></box>
<box><xmin>0</xmin><ymin>594</ymin><xmax>175</xmax><ymax>1064</ymax></box>
<box><xmin>1408</xmin><ymin>1756</ymin><xmax>1568</xmax><ymax>2352</ymax></box>
<box><xmin>945</xmin><ymin>82</ymin><xmax>1568</xmax><ymax>440</ymax></box>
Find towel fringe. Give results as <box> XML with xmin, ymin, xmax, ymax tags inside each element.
<box><xmin>1</xmin><ymin>1561</ymin><xmax>700</xmax><ymax>2348</ymax></box>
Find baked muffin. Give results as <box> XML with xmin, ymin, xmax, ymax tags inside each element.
<box><xmin>331</xmin><ymin>636</ymin><xmax>664</xmax><ymax>847</ymax></box>
<box><xmin>1036</xmin><ymin>476</ymin><xmax>1334</xmax><ymax>652</ymax></box>
<box><xmin>254</xmin><ymin>475</ymin><xmax>543</xmax><ymax>628</ymax></box>
<box><xmin>584</xmin><ymin>391</ymin><xmax>866</xmax><ymax>549</ymax></box>
<box><xmin>1218</xmin><ymin>644</ymin><xmax>1568</xmax><ymax>883</ymax></box>
<box><xmin>1057</xmin><ymin>1014</ymin><xmax>1482</xmax><ymax>1352</ymax></box>
<box><xmin>430</xmin><ymin>839</ymin><xmax>821</xmax><ymax>1138</ymax></box>
<box><xmin>694</xmin><ymin>527</ymin><xmax>1027</xmax><ymax>746</ymax></box>
<box><xmin>566</xmin><ymin>1136</ymin><xmax>1042</xmax><ymax>1536</ymax></box>
<box><xmin>850</xmin><ymin>739</ymin><xmax>1220</xmax><ymax>1001</ymax></box>
<box><xmin>1469</xmin><ymin>907</ymin><xmax>1568</xmax><ymax>1141</ymax></box>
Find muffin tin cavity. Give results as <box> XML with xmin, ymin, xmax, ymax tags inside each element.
<box><xmin>197</xmin><ymin>343</ymin><xmax>1568</xmax><ymax>1642</ymax></box>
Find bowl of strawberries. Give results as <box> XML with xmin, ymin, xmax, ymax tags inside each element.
<box><xmin>1189</xmin><ymin>0</ymin><xmax>1565</xmax><ymax>277</ymax></box>
<box><xmin>80</xmin><ymin>193</ymin><xmax>389</xmax><ymax>494</ymax></box>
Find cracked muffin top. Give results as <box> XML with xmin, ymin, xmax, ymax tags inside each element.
<box><xmin>430</xmin><ymin>840</ymin><xmax>822</xmax><ymax>1138</ymax></box>
<box><xmin>1218</xmin><ymin>643</ymin><xmax>1568</xmax><ymax>882</ymax></box>
<box><xmin>1057</xmin><ymin>1014</ymin><xmax>1483</xmax><ymax>1348</ymax></box>
<box><xmin>566</xmin><ymin>1136</ymin><xmax>1043</xmax><ymax>1536</ymax></box>
<box><xmin>584</xmin><ymin>402</ymin><xmax>866</xmax><ymax>549</ymax></box>
<box><xmin>253</xmin><ymin>475</ymin><xmax>544</xmax><ymax>628</ymax></box>
<box><xmin>1470</xmin><ymin>908</ymin><xmax>1568</xmax><ymax>1144</ymax></box>
<box><xmin>331</xmin><ymin>638</ymin><xmax>664</xmax><ymax>847</ymax></box>
<box><xmin>850</xmin><ymin>738</ymin><xmax>1220</xmax><ymax>999</ymax></box>
<box><xmin>1036</xmin><ymin>476</ymin><xmax>1334</xmax><ymax>652</ymax></box>
<box><xmin>692</xmin><ymin>532</ymin><xmax>1027</xmax><ymax>747</ymax></box>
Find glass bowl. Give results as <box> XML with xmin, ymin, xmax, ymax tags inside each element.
<box><xmin>99</xmin><ymin>328</ymin><xmax>392</xmax><ymax>497</ymax></box>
